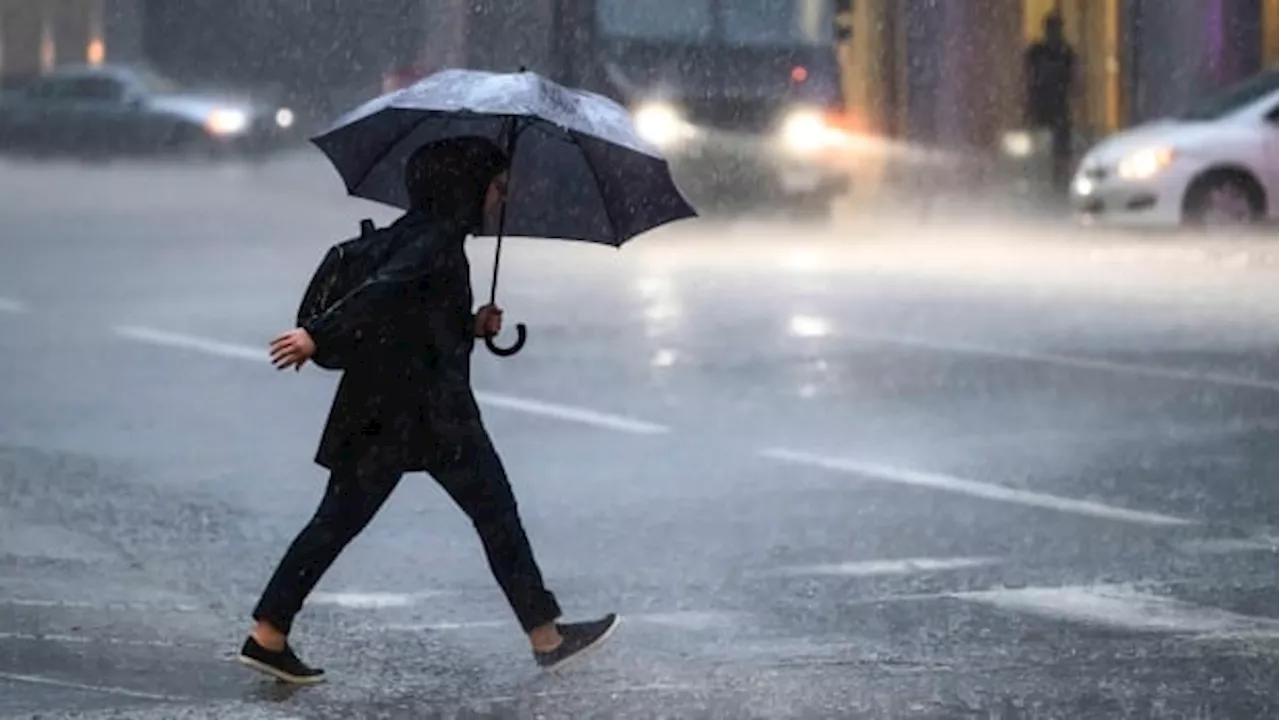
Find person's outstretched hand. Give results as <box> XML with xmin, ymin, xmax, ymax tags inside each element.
<box><xmin>270</xmin><ymin>328</ymin><xmax>316</xmax><ymax>371</ymax></box>
<box><xmin>474</xmin><ymin>304</ymin><xmax>504</xmax><ymax>338</ymax></box>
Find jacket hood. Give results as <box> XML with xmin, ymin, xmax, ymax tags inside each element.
<box><xmin>404</xmin><ymin>137</ymin><xmax>509</xmax><ymax>233</ymax></box>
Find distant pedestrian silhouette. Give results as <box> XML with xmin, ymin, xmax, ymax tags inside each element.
<box><xmin>1024</xmin><ymin>12</ymin><xmax>1077</xmax><ymax>193</ymax></box>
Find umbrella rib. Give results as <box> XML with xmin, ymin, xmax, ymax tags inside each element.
<box><xmin>328</xmin><ymin>109</ymin><xmax>422</xmax><ymax>194</ymax></box>
<box><xmin>524</xmin><ymin>118</ymin><xmax>575</xmax><ymax>146</ymax></box>
<box><xmin>349</xmin><ymin>110</ymin><xmax>424</xmax><ymax>193</ymax></box>
<box><xmin>567</xmin><ymin>130</ymin><xmax>619</xmax><ymax>245</ymax></box>
<box><xmin>347</xmin><ymin>109</ymin><xmax>509</xmax><ymax>197</ymax></box>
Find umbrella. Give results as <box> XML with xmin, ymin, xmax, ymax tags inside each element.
<box><xmin>310</xmin><ymin>67</ymin><xmax>698</xmax><ymax>357</ymax></box>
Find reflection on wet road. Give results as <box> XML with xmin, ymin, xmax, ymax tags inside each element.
<box><xmin>0</xmin><ymin>156</ymin><xmax>1276</xmax><ymax>718</ymax></box>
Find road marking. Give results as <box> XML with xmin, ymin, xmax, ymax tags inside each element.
<box><xmin>0</xmin><ymin>671</ymin><xmax>188</xmax><ymax>702</ymax></box>
<box><xmin>952</xmin><ymin>584</ymin><xmax>1279</xmax><ymax>638</ymax></box>
<box><xmin>478</xmin><ymin>682</ymin><xmax>703</xmax><ymax>704</ymax></box>
<box><xmin>0</xmin><ymin>631</ymin><xmax>180</xmax><ymax>648</ymax></box>
<box><xmin>384</xmin><ymin>610</ymin><xmax>743</xmax><ymax>633</ymax></box>
<box><xmin>760</xmin><ymin>448</ymin><xmax>1195</xmax><ymax>527</ymax></box>
<box><xmin>473</xmin><ymin>391</ymin><xmax>668</xmax><ymax>434</ymax></box>
<box><xmin>385</xmin><ymin>619</ymin><xmax>507</xmax><ymax>632</ymax></box>
<box><xmin>841</xmin><ymin>590</ymin><xmax>955</xmax><ymax>606</ymax></box>
<box><xmin>3</xmin><ymin>597</ymin><xmax>202</xmax><ymax>612</ymax></box>
<box><xmin>4</xmin><ymin>598</ymin><xmax>103</xmax><ymax>609</ymax></box>
<box><xmin>1178</xmin><ymin>535</ymin><xmax>1278</xmax><ymax>556</ymax></box>
<box><xmin>115</xmin><ymin>325</ymin><xmax>265</xmax><ymax>361</ymax></box>
<box><xmin>0</xmin><ymin>297</ymin><xmax>28</xmax><ymax>314</ymax></box>
<box><xmin>113</xmin><ymin>325</ymin><xmax>670</xmax><ymax>434</ymax></box>
<box><xmin>844</xmin><ymin>331</ymin><xmax>1279</xmax><ymax>392</ymax></box>
<box><xmin>626</xmin><ymin>610</ymin><xmax>744</xmax><ymax>629</ymax></box>
<box><xmin>774</xmin><ymin>556</ymin><xmax>1001</xmax><ymax>578</ymax></box>
<box><xmin>309</xmin><ymin>590</ymin><xmax>444</xmax><ymax>609</ymax></box>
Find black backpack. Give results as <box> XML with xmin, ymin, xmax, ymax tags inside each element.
<box><xmin>296</xmin><ymin>219</ymin><xmax>396</xmax><ymax>370</ymax></box>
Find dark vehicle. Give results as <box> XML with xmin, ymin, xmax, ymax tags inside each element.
<box><xmin>567</xmin><ymin>0</ymin><xmax>851</xmax><ymax>217</ymax></box>
<box><xmin>0</xmin><ymin>64</ymin><xmax>300</xmax><ymax>160</ymax></box>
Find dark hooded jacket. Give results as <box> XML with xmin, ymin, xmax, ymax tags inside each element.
<box><xmin>303</xmin><ymin>138</ymin><xmax>509</xmax><ymax>473</ymax></box>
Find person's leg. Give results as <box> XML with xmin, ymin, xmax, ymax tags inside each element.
<box><xmin>429</xmin><ymin>433</ymin><xmax>619</xmax><ymax>670</ymax></box>
<box><xmin>430</xmin><ymin>435</ymin><xmax>561</xmax><ymax>635</ymax></box>
<box><xmin>241</xmin><ymin>458</ymin><xmax>401</xmax><ymax>682</ymax></box>
<box><xmin>1050</xmin><ymin>120</ymin><xmax>1073</xmax><ymax>194</ymax></box>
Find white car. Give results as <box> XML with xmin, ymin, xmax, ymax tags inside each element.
<box><xmin>1071</xmin><ymin>69</ymin><xmax>1278</xmax><ymax>228</ymax></box>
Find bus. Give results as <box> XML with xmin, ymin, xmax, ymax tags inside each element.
<box><xmin>556</xmin><ymin>0</ymin><xmax>852</xmax><ymax>218</ymax></box>
<box><xmin>389</xmin><ymin>0</ymin><xmax>853</xmax><ymax>217</ymax></box>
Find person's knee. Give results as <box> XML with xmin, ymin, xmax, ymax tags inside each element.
<box><xmin>300</xmin><ymin>521</ymin><xmax>345</xmax><ymax>551</ymax></box>
<box><xmin>460</xmin><ymin>478</ymin><xmax>520</xmax><ymax>536</ymax></box>
<box><xmin>304</xmin><ymin>504</ymin><xmax>374</xmax><ymax>548</ymax></box>
<box><xmin>430</xmin><ymin>434</ymin><xmax>524</xmax><ymax>522</ymax></box>
<box><xmin>467</xmin><ymin>482</ymin><xmax>519</xmax><ymax>524</ymax></box>
<box><xmin>473</xmin><ymin>511</ymin><xmax>524</xmax><ymax>552</ymax></box>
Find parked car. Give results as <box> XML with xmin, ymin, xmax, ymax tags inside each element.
<box><xmin>1070</xmin><ymin>69</ymin><xmax>1279</xmax><ymax>228</ymax></box>
<box><xmin>0</xmin><ymin>63</ymin><xmax>300</xmax><ymax>160</ymax></box>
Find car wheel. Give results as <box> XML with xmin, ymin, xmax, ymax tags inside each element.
<box><xmin>170</xmin><ymin>125</ymin><xmax>224</xmax><ymax>163</ymax></box>
<box><xmin>783</xmin><ymin>194</ymin><xmax>835</xmax><ymax>225</ymax></box>
<box><xmin>79</xmin><ymin>146</ymin><xmax>116</xmax><ymax>166</ymax></box>
<box><xmin>1182</xmin><ymin>170</ymin><xmax>1266</xmax><ymax>228</ymax></box>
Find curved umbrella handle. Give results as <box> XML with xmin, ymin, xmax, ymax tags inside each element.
<box><xmin>484</xmin><ymin>322</ymin><xmax>527</xmax><ymax>357</ymax></box>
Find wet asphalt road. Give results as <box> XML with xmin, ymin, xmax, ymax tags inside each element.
<box><xmin>0</xmin><ymin>156</ymin><xmax>1276</xmax><ymax>719</ymax></box>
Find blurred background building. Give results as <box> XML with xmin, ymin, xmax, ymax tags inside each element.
<box><xmin>0</xmin><ymin>0</ymin><xmax>1274</xmax><ymax>146</ymax></box>
<box><xmin>0</xmin><ymin>0</ymin><xmax>110</xmax><ymax>84</ymax></box>
<box><xmin>839</xmin><ymin>0</ymin><xmax>1277</xmax><ymax>147</ymax></box>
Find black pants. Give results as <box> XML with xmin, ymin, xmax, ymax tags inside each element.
<box><xmin>252</xmin><ymin>439</ymin><xmax>561</xmax><ymax>635</ymax></box>
<box><xmin>1048</xmin><ymin>122</ymin><xmax>1073</xmax><ymax>193</ymax></box>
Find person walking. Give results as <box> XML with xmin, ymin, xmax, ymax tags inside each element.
<box><xmin>238</xmin><ymin>137</ymin><xmax>619</xmax><ymax>685</ymax></box>
<box><xmin>1024</xmin><ymin>11</ymin><xmax>1078</xmax><ymax>194</ymax></box>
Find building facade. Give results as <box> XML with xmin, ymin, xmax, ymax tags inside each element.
<box><xmin>1120</xmin><ymin>0</ymin><xmax>1274</xmax><ymax>123</ymax></box>
<box><xmin>3</xmin><ymin>0</ymin><xmax>1274</xmax><ymax>144</ymax></box>
<box><xmin>841</xmin><ymin>0</ymin><xmax>1277</xmax><ymax>150</ymax></box>
<box><xmin>0</xmin><ymin>0</ymin><xmax>150</xmax><ymax>79</ymax></box>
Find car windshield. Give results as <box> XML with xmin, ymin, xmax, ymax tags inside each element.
<box><xmin>722</xmin><ymin>0</ymin><xmax>833</xmax><ymax>46</ymax></box>
<box><xmin>132</xmin><ymin>66</ymin><xmax>182</xmax><ymax>95</ymax></box>
<box><xmin>596</xmin><ymin>0</ymin><xmax>833</xmax><ymax>46</ymax></box>
<box><xmin>596</xmin><ymin>0</ymin><xmax>712</xmax><ymax>41</ymax></box>
<box><xmin>1176</xmin><ymin>69</ymin><xmax>1279</xmax><ymax>121</ymax></box>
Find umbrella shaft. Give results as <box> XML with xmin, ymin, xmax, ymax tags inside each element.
<box><xmin>489</xmin><ymin>235</ymin><xmax>503</xmax><ymax>305</ymax></box>
<box><xmin>489</xmin><ymin>117</ymin><xmax>522</xmax><ymax>307</ymax></box>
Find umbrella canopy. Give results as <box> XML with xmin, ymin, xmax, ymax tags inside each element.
<box><xmin>311</xmin><ymin>68</ymin><xmax>697</xmax><ymax>247</ymax></box>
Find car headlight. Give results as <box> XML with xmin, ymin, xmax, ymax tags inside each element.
<box><xmin>274</xmin><ymin>107</ymin><xmax>295</xmax><ymax>129</ymax></box>
<box><xmin>779</xmin><ymin>109</ymin><xmax>841</xmax><ymax>153</ymax></box>
<box><xmin>1116</xmin><ymin>147</ymin><xmax>1175</xmax><ymax>180</ymax></box>
<box><xmin>1000</xmin><ymin>130</ymin><xmax>1035</xmax><ymax>158</ymax></box>
<box><xmin>778</xmin><ymin>106</ymin><xmax>849</xmax><ymax>153</ymax></box>
<box><xmin>633</xmin><ymin>102</ymin><xmax>693</xmax><ymax>148</ymax></box>
<box><xmin>205</xmin><ymin>108</ymin><xmax>249</xmax><ymax>136</ymax></box>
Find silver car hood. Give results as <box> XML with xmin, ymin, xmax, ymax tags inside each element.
<box><xmin>145</xmin><ymin>93</ymin><xmax>254</xmax><ymax>123</ymax></box>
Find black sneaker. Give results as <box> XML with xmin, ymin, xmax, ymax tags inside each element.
<box><xmin>237</xmin><ymin>636</ymin><xmax>326</xmax><ymax>685</ymax></box>
<box><xmin>533</xmin><ymin>613</ymin><xmax>620</xmax><ymax>671</ymax></box>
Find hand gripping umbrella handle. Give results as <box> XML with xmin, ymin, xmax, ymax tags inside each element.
<box><xmin>484</xmin><ymin>322</ymin><xmax>527</xmax><ymax>357</ymax></box>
